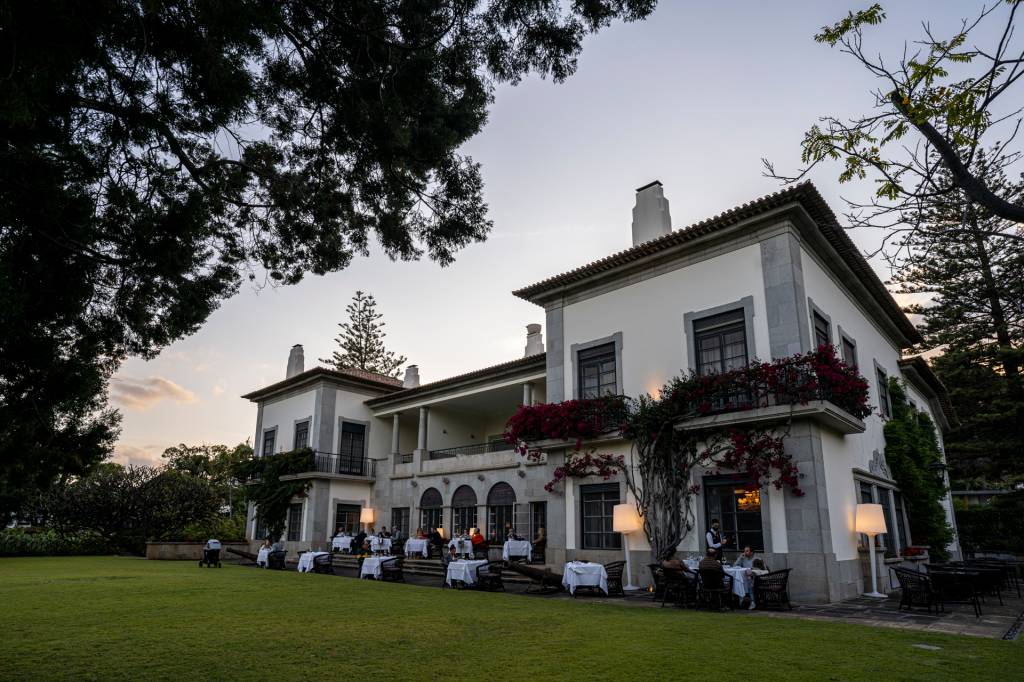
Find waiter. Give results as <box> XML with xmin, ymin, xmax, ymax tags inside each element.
<box><xmin>706</xmin><ymin>518</ymin><xmax>729</xmax><ymax>561</ymax></box>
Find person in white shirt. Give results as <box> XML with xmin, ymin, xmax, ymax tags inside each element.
<box><xmin>705</xmin><ymin>519</ymin><xmax>728</xmax><ymax>561</ymax></box>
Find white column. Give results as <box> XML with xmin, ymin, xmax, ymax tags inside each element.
<box><xmin>417</xmin><ymin>406</ymin><xmax>429</xmax><ymax>451</ymax></box>
<box><xmin>522</xmin><ymin>382</ymin><xmax>532</xmax><ymax>406</ymax></box>
<box><xmin>391</xmin><ymin>413</ymin><xmax>401</xmax><ymax>455</ymax></box>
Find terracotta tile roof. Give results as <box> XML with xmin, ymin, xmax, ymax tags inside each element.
<box><xmin>898</xmin><ymin>356</ymin><xmax>958</xmax><ymax>428</ymax></box>
<box><xmin>241</xmin><ymin>365</ymin><xmax>401</xmax><ymax>401</ymax></box>
<box><xmin>365</xmin><ymin>353</ymin><xmax>546</xmax><ymax>407</ymax></box>
<box><xmin>512</xmin><ymin>182</ymin><xmax>922</xmax><ymax>346</ymax></box>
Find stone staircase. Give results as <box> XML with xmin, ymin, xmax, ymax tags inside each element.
<box><xmin>329</xmin><ymin>554</ymin><xmax>532</xmax><ymax>584</ymax></box>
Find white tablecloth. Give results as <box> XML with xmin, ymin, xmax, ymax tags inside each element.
<box><xmin>297</xmin><ymin>551</ymin><xmax>329</xmax><ymax>573</ymax></box>
<box><xmin>684</xmin><ymin>558</ymin><xmax>699</xmax><ymax>571</ymax></box>
<box><xmin>502</xmin><ymin>540</ymin><xmax>532</xmax><ymax>561</ymax></box>
<box><xmin>360</xmin><ymin>556</ymin><xmax>396</xmax><ymax>579</ymax></box>
<box><xmin>331</xmin><ymin>536</ymin><xmax>353</xmax><ymax>551</ymax></box>
<box><xmin>562</xmin><ymin>562</ymin><xmax>608</xmax><ymax>595</ymax></box>
<box><xmin>256</xmin><ymin>547</ymin><xmax>270</xmax><ymax>567</ymax></box>
<box><xmin>448</xmin><ymin>539</ymin><xmax>474</xmax><ymax>556</ymax></box>
<box><xmin>405</xmin><ymin>538</ymin><xmax>430</xmax><ymax>557</ymax></box>
<box><xmin>446</xmin><ymin>559</ymin><xmax>489</xmax><ymax>586</ymax></box>
<box><xmin>369</xmin><ymin>537</ymin><xmax>392</xmax><ymax>553</ymax></box>
<box><xmin>724</xmin><ymin>566</ymin><xmax>751</xmax><ymax>599</ymax></box>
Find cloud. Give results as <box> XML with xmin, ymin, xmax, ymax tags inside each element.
<box><xmin>211</xmin><ymin>384</ymin><xmax>226</xmax><ymax>397</ymax></box>
<box><xmin>112</xmin><ymin>443</ymin><xmax>165</xmax><ymax>467</ymax></box>
<box><xmin>109</xmin><ymin>376</ymin><xmax>196</xmax><ymax>411</ymax></box>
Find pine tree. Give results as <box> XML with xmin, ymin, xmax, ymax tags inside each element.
<box><xmin>320</xmin><ymin>292</ymin><xmax>407</xmax><ymax>378</ymax></box>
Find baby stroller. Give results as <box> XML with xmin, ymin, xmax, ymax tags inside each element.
<box><xmin>200</xmin><ymin>539</ymin><xmax>222</xmax><ymax>568</ymax></box>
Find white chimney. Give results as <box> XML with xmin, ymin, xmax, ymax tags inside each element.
<box><xmin>524</xmin><ymin>323</ymin><xmax>544</xmax><ymax>357</ymax></box>
<box><xmin>403</xmin><ymin>365</ymin><xmax>420</xmax><ymax>388</ymax></box>
<box><xmin>631</xmin><ymin>180</ymin><xmax>672</xmax><ymax>246</ymax></box>
<box><xmin>286</xmin><ymin>344</ymin><xmax>304</xmax><ymax>378</ymax></box>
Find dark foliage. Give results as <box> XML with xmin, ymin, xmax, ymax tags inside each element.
<box><xmin>233</xmin><ymin>448</ymin><xmax>315</xmax><ymax>541</ymax></box>
<box><xmin>955</xmin><ymin>491</ymin><xmax>1024</xmax><ymax>554</ymax></box>
<box><xmin>0</xmin><ymin>0</ymin><xmax>656</xmax><ymax>519</ymax></box>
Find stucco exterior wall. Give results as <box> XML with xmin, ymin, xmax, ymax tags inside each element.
<box><xmin>259</xmin><ymin>389</ymin><xmax>317</xmax><ymax>454</ymax></box>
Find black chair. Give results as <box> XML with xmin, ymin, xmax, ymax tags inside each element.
<box><xmin>661</xmin><ymin>568</ymin><xmax>698</xmax><ymax>608</ymax></box>
<box><xmin>473</xmin><ymin>542</ymin><xmax>489</xmax><ymax>560</ymax></box>
<box><xmin>381</xmin><ymin>557</ymin><xmax>405</xmax><ymax>582</ymax></box>
<box><xmin>697</xmin><ymin>567</ymin><xmax>734</xmax><ymax>610</ymax></box>
<box><xmin>439</xmin><ymin>556</ymin><xmax>450</xmax><ymax>588</ymax></box>
<box><xmin>531</xmin><ymin>541</ymin><xmax>546</xmax><ymax>565</ymax></box>
<box><xmin>890</xmin><ymin>567</ymin><xmax>940</xmax><ymax>614</ymax></box>
<box><xmin>752</xmin><ymin>568</ymin><xmax>792</xmax><ymax>610</ymax></box>
<box><xmin>267</xmin><ymin>549</ymin><xmax>287</xmax><ymax>570</ymax></box>
<box><xmin>926</xmin><ymin>567</ymin><xmax>982</xmax><ymax>618</ymax></box>
<box><xmin>648</xmin><ymin>564</ymin><xmax>666</xmax><ymax>600</ymax></box>
<box><xmin>476</xmin><ymin>562</ymin><xmax>505</xmax><ymax>592</ymax></box>
<box><xmin>311</xmin><ymin>552</ymin><xmax>334</xmax><ymax>575</ymax></box>
<box><xmin>390</xmin><ymin>538</ymin><xmax>406</xmax><ymax>557</ymax></box>
<box><xmin>604</xmin><ymin>561</ymin><xmax>626</xmax><ymax>597</ymax></box>
<box><xmin>969</xmin><ymin>559</ymin><xmax>1021</xmax><ymax>598</ymax></box>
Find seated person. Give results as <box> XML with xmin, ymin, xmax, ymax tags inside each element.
<box><xmin>367</xmin><ymin>525</ymin><xmax>376</xmax><ymax>537</ymax></box>
<box><xmin>698</xmin><ymin>547</ymin><xmax>724</xmax><ymax>573</ymax></box>
<box><xmin>259</xmin><ymin>538</ymin><xmax>272</xmax><ymax>551</ymax></box>
<box><xmin>470</xmin><ymin>529</ymin><xmax>485</xmax><ymax>548</ymax></box>
<box><xmin>381</xmin><ymin>527</ymin><xmax>391</xmax><ymax>538</ymax></box>
<box><xmin>661</xmin><ymin>554</ymin><xmax>686</xmax><ymax>571</ymax></box>
<box><xmin>271</xmin><ymin>539</ymin><xmax>285</xmax><ymax>552</ymax></box>
<box><xmin>391</xmin><ymin>526</ymin><xmax>401</xmax><ymax>540</ymax></box>
<box><xmin>428</xmin><ymin>527</ymin><xmax>444</xmax><ymax>548</ymax></box>
<box><xmin>352</xmin><ymin>530</ymin><xmax>367</xmax><ymax>552</ymax></box>
<box><xmin>415</xmin><ymin>527</ymin><xmax>425</xmax><ymax>539</ymax></box>
<box><xmin>359</xmin><ymin>539</ymin><xmax>372</xmax><ymax>554</ymax></box>
<box><xmin>442</xmin><ymin>544</ymin><xmax>459</xmax><ymax>567</ymax></box>
<box><xmin>734</xmin><ymin>545</ymin><xmax>756</xmax><ymax>569</ymax></box>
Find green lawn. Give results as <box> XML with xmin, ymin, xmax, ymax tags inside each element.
<box><xmin>0</xmin><ymin>557</ymin><xmax>1019</xmax><ymax>681</ymax></box>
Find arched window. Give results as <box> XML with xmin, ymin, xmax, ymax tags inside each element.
<box><xmin>487</xmin><ymin>482</ymin><xmax>517</xmax><ymax>543</ymax></box>
<box><xmin>420</xmin><ymin>487</ymin><xmax>442</xmax><ymax>532</ymax></box>
<box><xmin>451</xmin><ymin>485</ymin><xmax>478</xmax><ymax>535</ymax></box>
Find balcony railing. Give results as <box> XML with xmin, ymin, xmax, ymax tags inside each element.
<box><xmin>429</xmin><ymin>440</ymin><xmax>512</xmax><ymax>460</ymax></box>
<box><xmin>312</xmin><ymin>450</ymin><xmax>374</xmax><ymax>477</ymax></box>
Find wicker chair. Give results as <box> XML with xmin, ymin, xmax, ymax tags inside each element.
<box><xmin>661</xmin><ymin>568</ymin><xmax>698</xmax><ymax>608</ymax></box>
<box><xmin>604</xmin><ymin>561</ymin><xmax>626</xmax><ymax>597</ymax></box>
<box><xmin>752</xmin><ymin>568</ymin><xmax>792</xmax><ymax>611</ymax></box>
<box><xmin>648</xmin><ymin>564</ymin><xmax>666</xmax><ymax>599</ymax></box>
<box><xmin>890</xmin><ymin>567</ymin><xmax>940</xmax><ymax>614</ymax></box>
<box><xmin>312</xmin><ymin>552</ymin><xmax>334</xmax><ymax>575</ymax></box>
<box><xmin>267</xmin><ymin>549</ymin><xmax>287</xmax><ymax>571</ymax></box>
<box><xmin>697</xmin><ymin>567</ymin><xmax>734</xmax><ymax>610</ymax></box>
<box><xmin>476</xmin><ymin>562</ymin><xmax>505</xmax><ymax>592</ymax></box>
<box><xmin>531</xmin><ymin>540</ymin><xmax>546</xmax><ymax>565</ymax></box>
<box><xmin>381</xmin><ymin>556</ymin><xmax>405</xmax><ymax>582</ymax></box>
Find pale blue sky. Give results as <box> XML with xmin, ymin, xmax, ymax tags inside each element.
<box><xmin>111</xmin><ymin>1</ymin><xmax>1006</xmax><ymax>465</ymax></box>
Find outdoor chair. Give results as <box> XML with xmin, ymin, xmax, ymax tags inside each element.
<box><xmin>381</xmin><ymin>557</ymin><xmax>405</xmax><ymax>583</ymax></box>
<box><xmin>473</xmin><ymin>542</ymin><xmax>489</xmax><ymax>560</ymax></box>
<box><xmin>969</xmin><ymin>559</ymin><xmax>1021</xmax><ymax>598</ymax></box>
<box><xmin>476</xmin><ymin>562</ymin><xmax>505</xmax><ymax>592</ymax></box>
<box><xmin>752</xmin><ymin>568</ymin><xmax>792</xmax><ymax>611</ymax></box>
<box><xmin>604</xmin><ymin>561</ymin><xmax>626</xmax><ymax>597</ymax></box>
<box><xmin>697</xmin><ymin>568</ymin><xmax>734</xmax><ymax>611</ymax></box>
<box><xmin>661</xmin><ymin>568</ymin><xmax>697</xmax><ymax>608</ymax></box>
<box><xmin>391</xmin><ymin>538</ymin><xmax>406</xmax><ymax>557</ymax></box>
<box><xmin>924</xmin><ymin>566</ymin><xmax>982</xmax><ymax>618</ymax></box>
<box><xmin>439</xmin><ymin>556</ymin><xmax>449</xmax><ymax>589</ymax></box>
<box><xmin>890</xmin><ymin>567</ymin><xmax>940</xmax><ymax>614</ymax></box>
<box><xmin>312</xmin><ymin>552</ymin><xmax>334</xmax><ymax>575</ymax></box>
<box><xmin>531</xmin><ymin>541</ymin><xmax>546</xmax><ymax>565</ymax></box>
<box><xmin>648</xmin><ymin>564</ymin><xmax>666</xmax><ymax>600</ymax></box>
<box><xmin>267</xmin><ymin>549</ymin><xmax>287</xmax><ymax>570</ymax></box>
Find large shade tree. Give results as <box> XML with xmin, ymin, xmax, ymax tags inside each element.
<box><xmin>0</xmin><ymin>0</ymin><xmax>658</xmax><ymax>518</ymax></box>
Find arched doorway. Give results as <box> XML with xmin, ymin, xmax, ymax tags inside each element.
<box><xmin>419</xmin><ymin>487</ymin><xmax>442</xmax><ymax>532</ymax></box>
<box><xmin>487</xmin><ymin>482</ymin><xmax>517</xmax><ymax>543</ymax></box>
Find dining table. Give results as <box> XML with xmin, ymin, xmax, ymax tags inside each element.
<box><xmin>404</xmin><ymin>538</ymin><xmax>430</xmax><ymax>558</ymax></box>
<box><xmin>562</xmin><ymin>561</ymin><xmax>608</xmax><ymax>595</ymax></box>
<box><xmin>446</xmin><ymin>559</ymin><xmax>489</xmax><ymax>587</ymax></box>
<box><xmin>331</xmin><ymin>535</ymin><xmax>353</xmax><ymax>552</ymax></box>
<box><xmin>360</xmin><ymin>556</ymin><xmax>396</xmax><ymax>580</ymax></box>
<box><xmin>502</xmin><ymin>539</ymin><xmax>532</xmax><ymax>562</ymax></box>
<box><xmin>296</xmin><ymin>551</ymin><xmax>329</xmax><ymax>573</ymax></box>
<box><xmin>369</xmin><ymin>536</ymin><xmax>393</xmax><ymax>553</ymax></box>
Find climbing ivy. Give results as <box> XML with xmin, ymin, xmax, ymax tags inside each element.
<box><xmin>883</xmin><ymin>379</ymin><xmax>954</xmax><ymax>562</ymax></box>
<box><xmin>233</xmin><ymin>449</ymin><xmax>315</xmax><ymax>541</ymax></box>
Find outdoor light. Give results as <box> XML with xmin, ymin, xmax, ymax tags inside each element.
<box><xmin>856</xmin><ymin>503</ymin><xmax>887</xmax><ymax>598</ymax></box>
<box><xmin>469</xmin><ymin>527</ymin><xmax>478</xmax><ymax>535</ymax></box>
<box><xmin>360</xmin><ymin>507</ymin><xmax>374</xmax><ymax>525</ymax></box>
<box><xmin>612</xmin><ymin>504</ymin><xmax>641</xmax><ymax>591</ymax></box>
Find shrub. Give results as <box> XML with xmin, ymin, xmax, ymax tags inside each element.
<box><xmin>0</xmin><ymin>528</ymin><xmax>111</xmax><ymax>557</ymax></box>
<box><xmin>181</xmin><ymin>515</ymin><xmax>246</xmax><ymax>542</ymax></box>
<box><xmin>955</xmin><ymin>491</ymin><xmax>1024</xmax><ymax>554</ymax></box>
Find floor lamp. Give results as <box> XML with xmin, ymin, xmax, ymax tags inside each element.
<box><xmin>612</xmin><ymin>504</ymin><xmax>640</xmax><ymax>591</ymax></box>
<box><xmin>856</xmin><ymin>503</ymin><xmax>887</xmax><ymax>598</ymax></box>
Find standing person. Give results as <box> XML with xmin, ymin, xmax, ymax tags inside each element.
<box><xmin>705</xmin><ymin>519</ymin><xmax>728</xmax><ymax>561</ymax></box>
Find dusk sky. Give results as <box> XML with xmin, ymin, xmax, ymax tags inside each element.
<box><xmin>111</xmin><ymin>1</ymin><xmax>1000</xmax><ymax>466</ymax></box>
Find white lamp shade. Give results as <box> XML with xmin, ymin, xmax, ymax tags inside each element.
<box><xmin>359</xmin><ymin>507</ymin><xmax>374</xmax><ymax>524</ymax></box>
<box><xmin>855</xmin><ymin>503</ymin><xmax>886</xmax><ymax>535</ymax></box>
<box><xmin>612</xmin><ymin>504</ymin><xmax>641</xmax><ymax>533</ymax></box>
<box><xmin>469</xmin><ymin>528</ymin><xmax>478</xmax><ymax>535</ymax></box>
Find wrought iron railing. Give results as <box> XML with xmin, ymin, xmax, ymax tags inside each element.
<box><xmin>395</xmin><ymin>452</ymin><xmax>414</xmax><ymax>464</ymax></box>
<box><xmin>312</xmin><ymin>450</ymin><xmax>374</xmax><ymax>477</ymax></box>
<box><xmin>428</xmin><ymin>440</ymin><xmax>513</xmax><ymax>460</ymax></box>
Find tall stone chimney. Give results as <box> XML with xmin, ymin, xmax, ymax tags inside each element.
<box><xmin>286</xmin><ymin>344</ymin><xmax>304</xmax><ymax>378</ymax></box>
<box><xmin>524</xmin><ymin>323</ymin><xmax>544</xmax><ymax>357</ymax></box>
<box><xmin>403</xmin><ymin>365</ymin><xmax>420</xmax><ymax>388</ymax></box>
<box><xmin>631</xmin><ymin>180</ymin><xmax>672</xmax><ymax>246</ymax></box>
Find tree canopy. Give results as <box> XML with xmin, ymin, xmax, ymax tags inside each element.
<box><xmin>0</xmin><ymin>0</ymin><xmax>657</xmax><ymax>518</ymax></box>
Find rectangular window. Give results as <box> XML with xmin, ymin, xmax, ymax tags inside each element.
<box><xmin>420</xmin><ymin>507</ymin><xmax>442</xmax><ymax>533</ymax></box>
<box><xmin>841</xmin><ymin>337</ymin><xmax>857</xmax><ymax>368</ymax></box>
<box><xmin>879</xmin><ymin>491</ymin><xmax>896</xmax><ymax>557</ymax></box>
<box><xmin>262</xmin><ymin>429</ymin><xmax>276</xmax><ymax>457</ymax></box>
<box><xmin>530</xmin><ymin>501</ymin><xmax>547</xmax><ymax>541</ymax></box>
<box><xmin>334</xmin><ymin>503</ymin><xmax>360</xmax><ymax>536</ymax></box>
<box><xmin>693</xmin><ymin>310</ymin><xmax>748</xmax><ymax>376</ymax></box>
<box><xmin>391</xmin><ymin>507</ymin><xmax>410</xmax><ymax>537</ymax></box>
<box><xmin>452</xmin><ymin>506</ymin><xmax>477</xmax><ymax>536</ymax></box>
<box><xmin>339</xmin><ymin>422</ymin><xmax>366</xmax><ymax>473</ymax></box>
<box><xmin>286</xmin><ymin>502</ymin><xmax>303</xmax><ymax>542</ymax></box>
<box><xmin>580</xmin><ymin>483</ymin><xmax>621</xmax><ymax>550</ymax></box>
<box><xmin>893</xmin><ymin>491</ymin><xmax>909</xmax><ymax>553</ymax></box>
<box><xmin>577</xmin><ymin>343</ymin><xmax>617</xmax><ymax>399</ymax></box>
<box><xmin>812</xmin><ymin>311</ymin><xmax>831</xmax><ymax>350</ymax></box>
<box><xmin>254</xmin><ymin>512</ymin><xmax>267</xmax><ymax>542</ymax></box>
<box><xmin>487</xmin><ymin>504</ymin><xmax>515</xmax><ymax>543</ymax></box>
<box><xmin>704</xmin><ymin>475</ymin><xmax>764</xmax><ymax>552</ymax></box>
<box><xmin>294</xmin><ymin>420</ymin><xmax>309</xmax><ymax>450</ymax></box>
<box><xmin>876</xmin><ymin>367</ymin><xmax>891</xmax><ymax>418</ymax></box>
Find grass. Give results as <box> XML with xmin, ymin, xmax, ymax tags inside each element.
<box><xmin>0</xmin><ymin>557</ymin><xmax>1019</xmax><ymax>681</ymax></box>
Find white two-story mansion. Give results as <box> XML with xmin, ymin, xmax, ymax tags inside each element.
<box><xmin>242</xmin><ymin>181</ymin><xmax>960</xmax><ymax>603</ymax></box>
